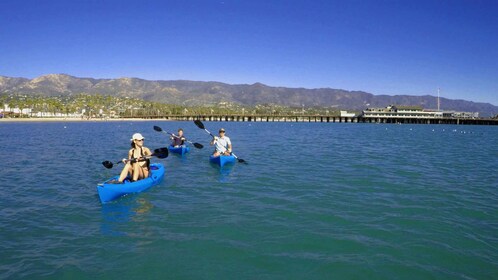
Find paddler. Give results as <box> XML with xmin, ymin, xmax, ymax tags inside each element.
<box><xmin>111</xmin><ymin>133</ymin><xmax>152</xmax><ymax>183</ymax></box>
<box><xmin>210</xmin><ymin>128</ymin><xmax>232</xmax><ymax>156</ymax></box>
<box><xmin>170</xmin><ymin>128</ymin><xmax>186</xmax><ymax>147</ymax></box>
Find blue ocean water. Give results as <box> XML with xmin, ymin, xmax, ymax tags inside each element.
<box><xmin>0</xmin><ymin>121</ymin><xmax>497</xmax><ymax>279</ymax></box>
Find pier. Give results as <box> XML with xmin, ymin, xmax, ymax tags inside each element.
<box><xmin>132</xmin><ymin>114</ymin><xmax>498</xmax><ymax>125</ymax></box>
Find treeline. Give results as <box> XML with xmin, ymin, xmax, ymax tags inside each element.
<box><xmin>0</xmin><ymin>93</ymin><xmax>345</xmax><ymax>117</ymax></box>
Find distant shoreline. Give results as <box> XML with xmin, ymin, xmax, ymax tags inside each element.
<box><xmin>0</xmin><ymin>118</ymin><xmax>171</xmax><ymax>122</ymax></box>
<box><xmin>1</xmin><ymin>115</ymin><xmax>497</xmax><ymax>125</ymax></box>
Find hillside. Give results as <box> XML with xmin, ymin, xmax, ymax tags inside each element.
<box><xmin>1</xmin><ymin>74</ymin><xmax>497</xmax><ymax>117</ymax></box>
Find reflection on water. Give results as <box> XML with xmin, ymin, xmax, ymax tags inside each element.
<box><xmin>100</xmin><ymin>197</ymin><xmax>155</xmax><ymax>236</ymax></box>
<box><xmin>132</xmin><ymin>198</ymin><xmax>154</xmax><ymax>219</ymax></box>
<box><xmin>209</xmin><ymin>161</ymin><xmax>236</xmax><ymax>182</ymax></box>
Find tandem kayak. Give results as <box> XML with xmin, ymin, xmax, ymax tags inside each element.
<box><xmin>168</xmin><ymin>145</ymin><xmax>190</xmax><ymax>156</ymax></box>
<box><xmin>209</xmin><ymin>155</ymin><xmax>236</xmax><ymax>168</ymax></box>
<box><xmin>97</xmin><ymin>163</ymin><xmax>165</xmax><ymax>203</ymax></box>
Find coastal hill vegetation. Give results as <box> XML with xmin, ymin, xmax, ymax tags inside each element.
<box><xmin>0</xmin><ymin>93</ymin><xmax>329</xmax><ymax>118</ymax></box>
<box><xmin>1</xmin><ymin>74</ymin><xmax>497</xmax><ymax>117</ymax></box>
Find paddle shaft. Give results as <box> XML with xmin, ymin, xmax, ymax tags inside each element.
<box><xmin>168</xmin><ymin>132</ymin><xmax>195</xmax><ymax>146</ymax></box>
<box><xmin>153</xmin><ymin>126</ymin><xmax>203</xmax><ymax>149</ymax></box>
<box><xmin>204</xmin><ymin>128</ymin><xmax>215</xmax><ymax>138</ymax></box>
<box><xmin>132</xmin><ymin>147</ymin><xmax>168</xmax><ymax>162</ymax></box>
<box><xmin>103</xmin><ymin>156</ymin><xmax>150</xmax><ymax>169</ymax></box>
<box><xmin>102</xmin><ymin>147</ymin><xmax>168</xmax><ymax>169</ymax></box>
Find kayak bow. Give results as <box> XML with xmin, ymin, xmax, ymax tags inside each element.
<box><xmin>168</xmin><ymin>145</ymin><xmax>190</xmax><ymax>156</ymax></box>
<box><xmin>209</xmin><ymin>154</ymin><xmax>236</xmax><ymax>168</ymax></box>
<box><xmin>97</xmin><ymin>163</ymin><xmax>165</xmax><ymax>203</ymax></box>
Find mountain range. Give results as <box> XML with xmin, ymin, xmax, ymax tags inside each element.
<box><xmin>1</xmin><ymin>74</ymin><xmax>497</xmax><ymax>117</ymax></box>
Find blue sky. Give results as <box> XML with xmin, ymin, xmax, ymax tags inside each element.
<box><xmin>1</xmin><ymin>0</ymin><xmax>497</xmax><ymax>105</ymax></box>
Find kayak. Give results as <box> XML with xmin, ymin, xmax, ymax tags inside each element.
<box><xmin>97</xmin><ymin>163</ymin><xmax>165</xmax><ymax>203</ymax></box>
<box><xmin>209</xmin><ymin>154</ymin><xmax>236</xmax><ymax>168</ymax></box>
<box><xmin>168</xmin><ymin>145</ymin><xmax>190</xmax><ymax>155</ymax></box>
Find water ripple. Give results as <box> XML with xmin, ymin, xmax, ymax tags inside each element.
<box><xmin>1</xmin><ymin>122</ymin><xmax>497</xmax><ymax>278</ymax></box>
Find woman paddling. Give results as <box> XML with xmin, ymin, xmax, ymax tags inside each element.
<box><xmin>114</xmin><ymin>133</ymin><xmax>152</xmax><ymax>183</ymax></box>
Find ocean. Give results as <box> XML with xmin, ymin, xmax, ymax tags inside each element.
<box><xmin>0</xmin><ymin>121</ymin><xmax>497</xmax><ymax>279</ymax></box>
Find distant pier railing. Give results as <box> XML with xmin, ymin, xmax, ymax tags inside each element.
<box><xmin>128</xmin><ymin>114</ymin><xmax>498</xmax><ymax>125</ymax></box>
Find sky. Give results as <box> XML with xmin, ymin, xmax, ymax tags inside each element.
<box><xmin>1</xmin><ymin>0</ymin><xmax>497</xmax><ymax>105</ymax></box>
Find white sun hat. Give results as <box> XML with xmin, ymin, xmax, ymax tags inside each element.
<box><xmin>131</xmin><ymin>133</ymin><xmax>145</xmax><ymax>141</ymax></box>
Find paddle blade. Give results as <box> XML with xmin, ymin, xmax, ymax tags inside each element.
<box><xmin>153</xmin><ymin>147</ymin><xmax>169</xmax><ymax>158</ymax></box>
<box><xmin>193</xmin><ymin>142</ymin><xmax>204</xmax><ymax>149</ymax></box>
<box><xmin>231</xmin><ymin>152</ymin><xmax>247</xmax><ymax>164</ymax></box>
<box><xmin>153</xmin><ymin>125</ymin><xmax>163</xmax><ymax>132</ymax></box>
<box><xmin>194</xmin><ymin>120</ymin><xmax>205</xmax><ymax>129</ymax></box>
<box><xmin>102</xmin><ymin>160</ymin><xmax>114</xmax><ymax>169</ymax></box>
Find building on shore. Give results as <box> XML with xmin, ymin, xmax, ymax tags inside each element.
<box><xmin>441</xmin><ymin>111</ymin><xmax>479</xmax><ymax>119</ymax></box>
<box><xmin>0</xmin><ymin>105</ymin><xmax>84</xmax><ymax>118</ymax></box>
<box><xmin>361</xmin><ymin>105</ymin><xmax>478</xmax><ymax>119</ymax></box>
<box><xmin>340</xmin><ymin>110</ymin><xmax>356</xmax><ymax>117</ymax></box>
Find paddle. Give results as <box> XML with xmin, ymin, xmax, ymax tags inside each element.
<box><xmin>102</xmin><ymin>147</ymin><xmax>169</xmax><ymax>169</ymax></box>
<box><xmin>193</xmin><ymin>120</ymin><xmax>247</xmax><ymax>164</ymax></box>
<box><xmin>153</xmin><ymin>126</ymin><xmax>203</xmax><ymax>149</ymax></box>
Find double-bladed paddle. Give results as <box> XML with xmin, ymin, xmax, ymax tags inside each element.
<box><xmin>153</xmin><ymin>126</ymin><xmax>203</xmax><ymax>149</ymax></box>
<box><xmin>102</xmin><ymin>147</ymin><xmax>169</xmax><ymax>169</ymax></box>
<box><xmin>193</xmin><ymin>120</ymin><xmax>247</xmax><ymax>164</ymax></box>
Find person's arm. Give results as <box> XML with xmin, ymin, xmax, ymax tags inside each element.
<box><xmin>210</xmin><ymin>136</ymin><xmax>218</xmax><ymax>146</ymax></box>
<box><xmin>139</xmin><ymin>147</ymin><xmax>152</xmax><ymax>161</ymax></box>
<box><xmin>224</xmin><ymin>138</ymin><xmax>232</xmax><ymax>155</ymax></box>
<box><xmin>123</xmin><ymin>149</ymin><xmax>133</xmax><ymax>163</ymax></box>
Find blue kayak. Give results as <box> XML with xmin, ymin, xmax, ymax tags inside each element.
<box><xmin>168</xmin><ymin>145</ymin><xmax>190</xmax><ymax>155</ymax></box>
<box><xmin>97</xmin><ymin>163</ymin><xmax>165</xmax><ymax>203</ymax></box>
<box><xmin>209</xmin><ymin>155</ymin><xmax>236</xmax><ymax>167</ymax></box>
